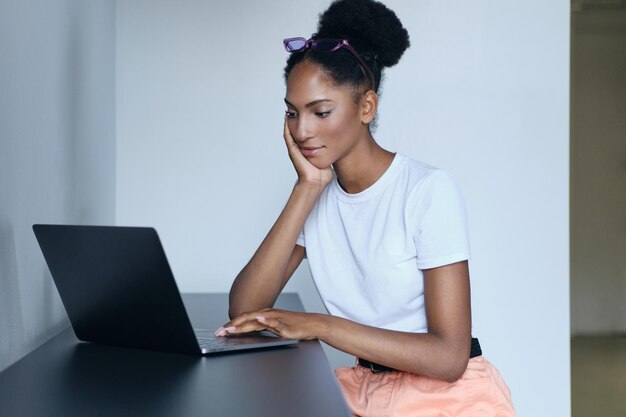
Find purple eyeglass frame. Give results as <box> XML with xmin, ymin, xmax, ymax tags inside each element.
<box><xmin>283</xmin><ymin>37</ymin><xmax>376</xmax><ymax>90</ymax></box>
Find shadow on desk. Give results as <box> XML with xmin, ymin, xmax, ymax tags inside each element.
<box><xmin>51</xmin><ymin>343</ymin><xmax>199</xmax><ymax>415</ymax></box>
<box><xmin>0</xmin><ymin>294</ymin><xmax>352</xmax><ymax>417</ymax></box>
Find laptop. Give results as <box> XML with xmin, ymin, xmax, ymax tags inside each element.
<box><xmin>32</xmin><ymin>224</ymin><xmax>298</xmax><ymax>355</ymax></box>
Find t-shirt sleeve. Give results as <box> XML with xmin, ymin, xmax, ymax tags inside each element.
<box><xmin>296</xmin><ymin>227</ymin><xmax>305</xmax><ymax>247</ymax></box>
<box><xmin>409</xmin><ymin>169</ymin><xmax>471</xmax><ymax>270</ymax></box>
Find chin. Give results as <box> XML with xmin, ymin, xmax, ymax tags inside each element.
<box><xmin>307</xmin><ymin>156</ymin><xmax>333</xmax><ymax>170</ymax></box>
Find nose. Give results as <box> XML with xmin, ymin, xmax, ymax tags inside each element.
<box><xmin>291</xmin><ymin>116</ymin><xmax>313</xmax><ymax>144</ymax></box>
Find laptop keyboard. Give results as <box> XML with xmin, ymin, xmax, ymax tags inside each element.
<box><xmin>196</xmin><ymin>335</ymin><xmax>240</xmax><ymax>350</ymax></box>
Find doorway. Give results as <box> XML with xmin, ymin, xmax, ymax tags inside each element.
<box><xmin>570</xmin><ymin>2</ymin><xmax>626</xmax><ymax>416</ymax></box>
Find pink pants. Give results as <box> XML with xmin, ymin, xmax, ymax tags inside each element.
<box><xmin>334</xmin><ymin>356</ymin><xmax>517</xmax><ymax>417</ymax></box>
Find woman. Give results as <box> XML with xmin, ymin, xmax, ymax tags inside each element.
<box><xmin>217</xmin><ymin>0</ymin><xmax>517</xmax><ymax>415</ymax></box>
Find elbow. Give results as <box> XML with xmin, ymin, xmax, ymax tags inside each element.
<box><xmin>228</xmin><ymin>295</ymin><xmax>242</xmax><ymax>320</ymax></box>
<box><xmin>228</xmin><ymin>305</ymin><xmax>242</xmax><ymax>320</ymax></box>
<box><xmin>426</xmin><ymin>333</ymin><xmax>471</xmax><ymax>383</ymax></box>
<box><xmin>441</xmin><ymin>356</ymin><xmax>469</xmax><ymax>383</ymax></box>
<box><xmin>442</xmin><ymin>369</ymin><xmax>464</xmax><ymax>383</ymax></box>
<box><xmin>228</xmin><ymin>303</ymin><xmax>260</xmax><ymax>320</ymax></box>
<box><xmin>227</xmin><ymin>295</ymin><xmax>237</xmax><ymax>320</ymax></box>
<box><xmin>227</xmin><ymin>291</ymin><xmax>253</xmax><ymax>319</ymax></box>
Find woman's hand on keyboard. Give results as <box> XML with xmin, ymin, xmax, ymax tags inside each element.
<box><xmin>216</xmin><ymin>308</ymin><xmax>329</xmax><ymax>341</ymax></box>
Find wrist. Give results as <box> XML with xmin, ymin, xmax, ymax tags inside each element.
<box><xmin>313</xmin><ymin>313</ymin><xmax>333</xmax><ymax>341</ymax></box>
<box><xmin>293</xmin><ymin>179</ymin><xmax>327</xmax><ymax>196</ymax></box>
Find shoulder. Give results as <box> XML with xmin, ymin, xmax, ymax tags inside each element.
<box><xmin>395</xmin><ymin>154</ymin><xmax>460</xmax><ymax>192</ymax></box>
<box><xmin>393</xmin><ymin>154</ymin><xmax>465</xmax><ymax>210</ymax></box>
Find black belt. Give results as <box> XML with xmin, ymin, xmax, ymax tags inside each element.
<box><xmin>358</xmin><ymin>337</ymin><xmax>483</xmax><ymax>373</ymax></box>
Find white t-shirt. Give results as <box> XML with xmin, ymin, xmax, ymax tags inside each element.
<box><xmin>296</xmin><ymin>153</ymin><xmax>471</xmax><ymax>333</ymax></box>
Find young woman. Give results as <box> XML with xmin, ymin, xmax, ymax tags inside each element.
<box><xmin>217</xmin><ymin>0</ymin><xmax>517</xmax><ymax>415</ymax></box>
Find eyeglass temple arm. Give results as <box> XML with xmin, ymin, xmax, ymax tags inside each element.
<box><xmin>341</xmin><ymin>40</ymin><xmax>376</xmax><ymax>91</ymax></box>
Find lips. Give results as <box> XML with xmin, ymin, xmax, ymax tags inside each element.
<box><xmin>299</xmin><ymin>146</ymin><xmax>324</xmax><ymax>157</ymax></box>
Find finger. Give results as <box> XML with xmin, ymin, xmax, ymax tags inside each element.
<box><xmin>222</xmin><ymin>308</ymin><xmax>274</xmax><ymax>329</ymax></box>
<box><xmin>222</xmin><ymin>317</ymin><xmax>270</xmax><ymax>335</ymax></box>
<box><xmin>283</xmin><ymin>117</ymin><xmax>293</xmax><ymax>143</ymax></box>
<box><xmin>214</xmin><ymin>327</ymin><xmax>238</xmax><ymax>337</ymax></box>
<box><xmin>215</xmin><ymin>322</ymin><xmax>254</xmax><ymax>336</ymax></box>
<box><xmin>256</xmin><ymin>316</ymin><xmax>286</xmax><ymax>335</ymax></box>
<box><xmin>283</xmin><ymin>117</ymin><xmax>298</xmax><ymax>145</ymax></box>
<box><xmin>283</xmin><ymin>118</ymin><xmax>304</xmax><ymax>159</ymax></box>
<box><xmin>217</xmin><ymin>310</ymin><xmax>276</xmax><ymax>336</ymax></box>
<box><xmin>214</xmin><ymin>321</ymin><xmax>249</xmax><ymax>336</ymax></box>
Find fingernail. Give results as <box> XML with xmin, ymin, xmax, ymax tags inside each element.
<box><xmin>224</xmin><ymin>326</ymin><xmax>236</xmax><ymax>332</ymax></box>
<box><xmin>214</xmin><ymin>327</ymin><xmax>226</xmax><ymax>337</ymax></box>
<box><xmin>256</xmin><ymin>316</ymin><xmax>266</xmax><ymax>322</ymax></box>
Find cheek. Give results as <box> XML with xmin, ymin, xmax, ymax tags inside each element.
<box><xmin>324</xmin><ymin>111</ymin><xmax>359</xmax><ymax>143</ymax></box>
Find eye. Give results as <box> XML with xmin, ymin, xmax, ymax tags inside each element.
<box><xmin>285</xmin><ymin>110</ymin><xmax>297</xmax><ymax>119</ymax></box>
<box><xmin>315</xmin><ymin>110</ymin><xmax>332</xmax><ymax>118</ymax></box>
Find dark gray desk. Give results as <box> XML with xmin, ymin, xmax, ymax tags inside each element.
<box><xmin>0</xmin><ymin>293</ymin><xmax>352</xmax><ymax>417</ymax></box>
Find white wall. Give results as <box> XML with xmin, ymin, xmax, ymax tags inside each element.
<box><xmin>0</xmin><ymin>0</ymin><xmax>116</xmax><ymax>371</ymax></box>
<box><xmin>116</xmin><ymin>1</ymin><xmax>570</xmax><ymax>416</ymax></box>
<box><xmin>570</xmin><ymin>5</ymin><xmax>626</xmax><ymax>335</ymax></box>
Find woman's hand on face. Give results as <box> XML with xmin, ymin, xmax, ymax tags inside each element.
<box><xmin>283</xmin><ymin>118</ymin><xmax>334</xmax><ymax>189</ymax></box>
<box><xmin>215</xmin><ymin>308</ymin><xmax>328</xmax><ymax>341</ymax></box>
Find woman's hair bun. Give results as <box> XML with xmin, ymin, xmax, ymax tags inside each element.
<box><xmin>314</xmin><ymin>0</ymin><xmax>410</xmax><ymax>68</ymax></box>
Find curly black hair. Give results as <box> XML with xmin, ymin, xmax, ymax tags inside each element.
<box><xmin>284</xmin><ymin>0</ymin><xmax>410</xmax><ymax>94</ymax></box>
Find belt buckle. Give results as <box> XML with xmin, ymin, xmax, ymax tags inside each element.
<box><xmin>369</xmin><ymin>362</ymin><xmax>382</xmax><ymax>373</ymax></box>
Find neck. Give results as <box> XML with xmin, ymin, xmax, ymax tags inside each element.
<box><xmin>332</xmin><ymin>133</ymin><xmax>395</xmax><ymax>194</ymax></box>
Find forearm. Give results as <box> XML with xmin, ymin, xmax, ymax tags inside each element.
<box><xmin>318</xmin><ymin>315</ymin><xmax>471</xmax><ymax>382</ymax></box>
<box><xmin>229</xmin><ymin>182</ymin><xmax>323</xmax><ymax>317</ymax></box>
<box><xmin>222</xmin><ymin>307</ymin><xmax>470</xmax><ymax>381</ymax></box>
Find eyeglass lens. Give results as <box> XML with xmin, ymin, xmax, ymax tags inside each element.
<box><xmin>311</xmin><ymin>39</ymin><xmax>341</xmax><ymax>52</ymax></box>
<box><xmin>285</xmin><ymin>39</ymin><xmax>307</xmax><ymax>52</ymax></box>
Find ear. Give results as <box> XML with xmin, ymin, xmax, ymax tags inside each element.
<box><xmin>360</xmin><ymin>90</ymin><xmax>378</xmax><ymax>125</ymax></box>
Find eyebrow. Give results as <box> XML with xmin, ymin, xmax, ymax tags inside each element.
<box><xmin>284</xmin><ymin>98</ymin><xmax>333</xmax><ymax>109</ymax></box>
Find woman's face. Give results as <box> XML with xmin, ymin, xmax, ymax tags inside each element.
<box><xmin>284</xmin><ymin>61</ymin><xmax>365</xmax><ymax>169</ymax></box>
